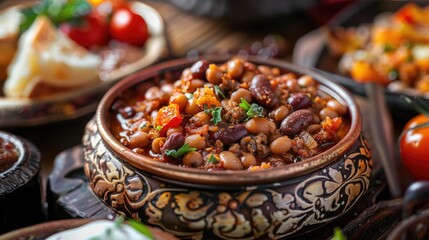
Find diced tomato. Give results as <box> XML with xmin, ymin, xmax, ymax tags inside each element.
<box><xmin>155</xmin><ymin>103</ymin><xmax>182</xmax><ymax>134</ymax></box>
<box><xmin>322</xmin><ymin>117</ymin><xmax>343</xmax><ymax>136</ymax></box>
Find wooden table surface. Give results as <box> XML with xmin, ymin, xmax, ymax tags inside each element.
<box><xmin>0</xmin><ymin>0</ymin><xmax>355</xmax><ymax>228</ymax></box>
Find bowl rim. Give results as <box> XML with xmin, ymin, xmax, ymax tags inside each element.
<box><xmin>0</xmin><ymin>131</ymin><xmax>25</xmax><ymax>176</ymax></box>
<box><xmin>95</xmin><ymin>56</ymin><xmax>362</xmax><ymax>186</ymax></box>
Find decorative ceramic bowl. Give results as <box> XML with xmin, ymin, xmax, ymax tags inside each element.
<box><xmin>83</xmin><ymin>57</ymin><xmax>373</xmax><ymax>239</ymax></box>
<box><xmin>0</xmin><ymin>130</ymin><xmax>42</xmax><ymax>234</ymax></box>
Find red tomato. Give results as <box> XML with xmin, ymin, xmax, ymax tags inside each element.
<box><xmin>109</xmin><ymin>7</ymin><xmax>149</xmax><ymax>46</ymax></box>
<box><xmin>59</xmin><ymin>13</ymin><xmax>108</xmax><ymax>49</ymax></box>
<box><xmin>399</xmin><ymin>114</ymin><xmax>429</xmax><ymax>180</ymax></box>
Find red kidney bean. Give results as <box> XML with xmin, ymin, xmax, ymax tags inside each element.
<box><xmin>212</xmin><ymin>124</ymin><xmax>248</xmax><ymax>145</ymax></box>
<box><xmin>249</xmin><ymin>74</ymin><xmax>279</xmax><ymax>108</ymax></box>
<box><xmin>280</xmin><ymin>109</ymin><xmax>313</xmax><ymax>136</ymax></box>
<box><xmin>161</xmin><ymin>132</ymin><xmax>184</xmax><ymax>152</ymax></box>
<box><xmin>191</xmin><ymin>60</ymin><xmax>209</xmax><ymax>80</ymax></box>
<box><xmin>287</xmin><ymin>93</ymin><xmax>311</xmax><ymax>110</ymax></box>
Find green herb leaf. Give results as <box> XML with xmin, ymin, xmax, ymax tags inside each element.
<box><xmin>239</xmin><ymin>97</ymin><xmax>251</xmax><ymax>110</ymax></box>
<box><xmin>114</xmin><ymin>216</ymin><xmax>125</xmax><ymax>228</ymax></box>
<box><xmin>156</xmin><ymin>126</ymin><xmax>162</xmax><ymax>131</ymax></box>
<box><xmin>383</xmin><ymin>44</ymin><xmax>394</xmax><ymax>52</ymax></box>
<box><xmin>207</xmin><ymin>154</ymin><xmax>219</xmax><ymax>164</ymax></box>
<box><xmin>165</xmin><ymin>143</ymin><xmax>197</xmax><ymax>158</ymax></box>
<box><xmin>214</xmin><ymin>85</ymin><xmax>226</xmax><ymax>99</ymax></box>
<box><xmin>204</xmin><ymin>106</ymin><xmax>223</xmax><ymax>125</ymax></box>
<box><xmin>128</xmin><ymin>219</ymin><xmax>154</xmax><ymax>240</ymax></box>
<box><xmin>331</xmin><ymin>227</ymin><xmax>347</xmax><ymax>240</ymax></box>
<box><xmin>19</xmin><ymin>0</ymin><xmax>91</xmax><ymax>33</ymax></box>
<box><xmin>239</xmin><ymin>98</ymin><xmax>264</xmax><ymax>121</ymax></box>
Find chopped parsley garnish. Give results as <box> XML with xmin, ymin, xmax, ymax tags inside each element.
<box><xmin>207</xmin><ymin>154</ymin><xmax>219</xmax><ymax>164</ymax></box>
<box><xmin>88</xmin><ymin>217</ymin><xmax>154</xmax><ymax>240</ymax></box>
<box><xmin>204</xmin><ymin>106</ymin><xmax>223</xmax><ymax>125</ymax></box>
<box><xmin>332</xmin><ymin>227</ymin><xmax>347</xmax><ymax>240</ymax></box>
<box><xmin>214</xmin><ymin>85</ymin><xmax>226</xmax><ymax>99</ymax></box>
<box><xmin>155</xmin><ymin>126</ymin><xmax>162</xmax><ymax>131</ymax></box>
<box><xmin>383</xmin><ymin>44</ymin><xmax>394</xmax><ymax>52</ymax></box>
<box><xmin>129</xmin><ymin>219</ymin><xmax>154</xmax><ymax>240</ymax></box>
<box><xmin>239</xmin><ymin>98</ymin><xmax>264</xmax><ymax>121</ymax></box>
<box><xmin>165</xmin><ymin>143</ymin><xmax>197</xmax><ymax>158</ymax></box>
<box><xmin>20</xmin><ymin>0</ymin><xmax>92</xmax><ymax>32</ymax></box>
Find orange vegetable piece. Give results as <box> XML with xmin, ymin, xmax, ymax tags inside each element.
<box><xmin>155</xmin><ymin>103</ymin><xmax>182</xmax><ymax>134</ymax></box>
<box><xmin>350</xmin><ymin>61</ymin><xmax>390</xmax><ymax>85</ymax></box>
<box><xmin>194</xmin><ymin>86</ymin><xmax>221</xmax><ymax>109</ymax></box>
<box><xmin>322</xmin><ymin>117</ymin><xmax>343</xmax><ymax>136</ymax></box>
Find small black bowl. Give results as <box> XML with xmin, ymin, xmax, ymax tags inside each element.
<box><xmin>0</xmin><ymin>130</ymin><xmax>43</xmax><ymax>234</ymax></box>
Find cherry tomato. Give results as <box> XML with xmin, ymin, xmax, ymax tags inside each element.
<box><xmin>399</xmin><ymin>114</ymin><xmax>429</xmax><ymax>180</ymax></box>
<box><xmin>59</xmin><ymin>13</ymin><xmax>108</xmax><ymax>49</ymax></box>
<box><xmin>109</xmin><ymin>7</ymin><xmax>149</xmax><ymax>46</ymax></box>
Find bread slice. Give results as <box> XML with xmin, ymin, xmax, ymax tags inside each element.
<box><xmin>3</xmin><ymin>15</ymin><xmax>101</xmax><ymax>98</ymax></box>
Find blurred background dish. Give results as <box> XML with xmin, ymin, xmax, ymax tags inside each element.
<box><xmin>0</xmin><ymin>0</ymin><xmax>166</xmax><ymax>127</ymax></box>
<box><xmin>293</xmin><ymin>1</ymin><xmax>429</xmax><ymax>110</ymax></box>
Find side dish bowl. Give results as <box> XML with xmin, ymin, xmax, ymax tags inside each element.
<box><xmin>82</xmin><ymin>56</ymin><xmax>373</xmax><ymax>239</ymax></box>
<box><xmin>0</xmin><ymin>1</ymin><xmax>166</xmax><ymax>127</ymax></box>
<box><xmin>0</xmin><ymin>130</ymin><xmax>42</xmax><ymax>234</ymax></box>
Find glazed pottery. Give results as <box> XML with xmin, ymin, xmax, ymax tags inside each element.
<box><xmin>0</xmin><ymin>131</ymin><xmax>42</xmax><ymax>234</ymax></box>
<box><xmin>83</xmin><ymin>57</ymin><xmax>373</xmax><ymax>239</ymax></box>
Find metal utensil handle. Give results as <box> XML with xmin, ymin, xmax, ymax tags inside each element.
<box><xmin>365</xmin><ymin>83</ymin><xmax>402</xmax><ymax>198</ymax></box>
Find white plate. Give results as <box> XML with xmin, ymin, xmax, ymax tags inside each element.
<box><xmin>0</xmin><ymin>1</ymin><xmax>166</xmax><ymax>127</ymax></box>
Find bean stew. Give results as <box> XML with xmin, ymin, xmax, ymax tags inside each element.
<box><xmin>109</xmin><ymin>58</ymin><xmax>350</xmax><ymax>171</ymax></box>
<box><xmin>0</xmin><ymin>137</ymin><xmax>19</xmax><ymax>172</ymax></box>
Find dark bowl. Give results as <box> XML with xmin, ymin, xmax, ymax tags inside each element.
<box><xmin>0</xmin><ymin>130</ymin><xmax>42</xmax><ymax>234</ymax></box>
<box><xmin>82</xmin><ymin>56</ymin><xmax>373</xmax><ymax>239</ymax></box>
